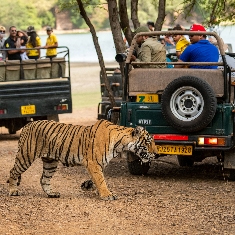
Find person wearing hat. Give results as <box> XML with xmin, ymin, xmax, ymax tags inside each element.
<box><xmin>175</xmin><ymin>23</ymin><xmax>219</xmax><ymax>69</ymax></box>
<box><xmin>130</xmin><ymin>26</ymin><xmax>166</xmax><ymax>68</ymax></box>
<box><xmin>0</xmin><ymin>25</ymin><xmax>6</xmax><ymax>60</ymax></box>
<box><xmin>4</xmin><ymin>26</ymin><xmax>24</xmax><ymax>60</ymax></box>
<box><xmin>43</xmin><ymin>26</ymin><xmax>58</xmax><ymax>59</ymax></box>
<box><xmin>26</xmin><ymin>26</ymin><xmax>41</xmax><ymax>60</ymax></box>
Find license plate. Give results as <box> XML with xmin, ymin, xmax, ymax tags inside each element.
<box><xmin>21</xmin><ymin>105</ymin><xmax>36</xmax><ymax>115</ymax></box>
<box><xmin>137</xmin><ymin>94</ymin><xmax>159</xmax><ymax>103</ymax></box>
<box><xmin>156</xmin><ymin>145</ymin><xmax>193</xmax><ymax>155</ymax></box>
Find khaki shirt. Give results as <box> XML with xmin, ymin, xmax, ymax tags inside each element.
<box><xmin>136</xmin><ymin>37</ymin><xmax>166</xmax><ymax>68</ymax></box>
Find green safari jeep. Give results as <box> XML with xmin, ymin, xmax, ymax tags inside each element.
<box><xmin>118</xmin><ymin>30</ymin><xmax>235</xmax><ymax>180</ymax></box>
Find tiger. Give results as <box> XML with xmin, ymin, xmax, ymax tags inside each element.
<box><xmin>8</xmin><ymin>119</ymin><xmax>158</xmax><ymax>200</ymax></box>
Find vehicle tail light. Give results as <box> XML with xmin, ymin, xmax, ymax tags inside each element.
<box><xmin>55</xmin><ymin>104</ymin><xmax>68</xmax><ymax>111</ymax></box>
<box><xmin>0</xmin><ymin>109</ymin><xmax>7</xmax><ymax>114</ymax></box>
<box><xmin>198</xmin><ymin>137</ymin><xmax>226</xmax><ymax>146</ymax></box>
<box><xmin>153</xmin><ymin>134</ymin><xmax>188</xmax><ymax>141</ymax></box>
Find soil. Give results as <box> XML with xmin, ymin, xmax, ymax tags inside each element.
<box><xmin>0</xmin><ymin>63</ymin><xmax>235</xmax><ymax>235</ymax></box>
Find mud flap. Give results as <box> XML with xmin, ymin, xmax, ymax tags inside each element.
<box><xmin>224</xmin><ymin>149</ymin><xmax>235</xmax><ymax>169</ymax></box>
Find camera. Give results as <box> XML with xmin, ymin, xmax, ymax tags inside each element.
<box><xmin>115</xmin><ymin>51</ymin><xmax>128</xmax><ymax>63</ymax></box>
<box><xmin>115</xmin><ymin>49</ymin><xmax>137</xmax><ymax>63</ymax></box>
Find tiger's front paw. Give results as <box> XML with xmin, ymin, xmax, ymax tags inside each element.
<box><xmin>81</xmin><ymin>180</ymin><xmax>96</xmax><ymax>191</ymax></box>
<box><xmin>9</xmin><ymin>189</ymin><xmax>20</xmax><ymax>196</ymax></box>
<box><xmin>101</xmin><ymin>194</ymin><xmax>118</xmax><ymax>201</ymax></box>
<box><xmin>47</xmin><ymin>192</ymin><xmax>60</xmax><ymax>198</ymax></box>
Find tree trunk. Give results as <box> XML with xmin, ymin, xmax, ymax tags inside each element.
<box><xmin>131</xmin><ymin>0</ymin><xmax>140</xmax><ymax>30</ymax></box>
<box><xmin>107</xmin><ymin>0</ymin><xmax>126</xmax><ymax>123</ymax></box>
<box><xmin>119</xmin><ymin>0</ymin><xmax>133</xmax><ymax>46</ymax></box>
<box><xmin>76</xmin><ymin>0</ymin><xmax>116</xmax><ymax>110</ymax></box>
<box><xmin>107</xmin><ymin>0</ymin><xmax>126</xmax><ymax>54</ymax></box>
<box><xmin>155</xmin><ymin>0</ymin><xmax>166</xmax><ymax>31</ymax></box>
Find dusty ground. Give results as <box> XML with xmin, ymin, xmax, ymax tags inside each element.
<box><xmin>0</xmin><ymin>63</ymin><xmax>235</xmax><ymax>235</ymax></box>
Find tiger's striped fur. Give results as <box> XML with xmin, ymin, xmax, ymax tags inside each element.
<box><xmin>8</xmin><ymin>119</ymin><xmax>157</xmax><ymax>200</ymax></box>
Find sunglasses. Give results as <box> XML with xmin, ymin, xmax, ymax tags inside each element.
<box><xmin>0</xmin><ymin>30</ymin><xmax>5</xmax><ymax>33</ymax></box>
<box><xmin>189</xmin><ymin>35</ymin><xmax>194</xmax><ymax>37</ymax></box>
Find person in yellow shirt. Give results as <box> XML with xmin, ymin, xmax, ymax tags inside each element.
<box><xmin>26</xmin><ymin>26</ymin><xmax>41</xmax><ymax>60</ymax></box>
<box><xmin>172</xmin><ymin>25</ymin><xmax>190</xmax><ymax>58</ymax></box>
<box><xmin>44</xmin><ymin>26</ymin><xmax>58</xmax><ymax>59</ymax></box>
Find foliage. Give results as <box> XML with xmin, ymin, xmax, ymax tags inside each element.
<box><xmin>58</xmin><ymin>0</ymin><xmax>109</xmax><ymax>29</ymax></box>
<box><xmin>0</xmin><ymin>0</ymin><xmax>234</xmax><ymax>32</ymax></box>
<box><xmin>167</xmin><ymin>0</ymin><xmax>235</xmax><ymax>27</ymax></box>
<box><xmin>0</xmin><ymin>0</ymin><xmax>57</xmax><ymax>31</ymax></box>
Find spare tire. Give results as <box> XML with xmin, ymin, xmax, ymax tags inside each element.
<box><xmin>161</xmin><ymin>76</ymin><xmax>217</xmax><ymax>132</ymax></box>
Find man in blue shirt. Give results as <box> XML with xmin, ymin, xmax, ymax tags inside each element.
<box><xmin>175</xmin><ymin>24</ymin><xmax>219</xmax><ymax>69</ymax></box>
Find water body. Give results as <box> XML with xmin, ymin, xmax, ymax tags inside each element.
<box><xmin>40</xmin><ymin>25</ymin><xmax>235</xmax><ymax>63</ymax></box>
<box><xmin>40</xmin><ymin>31</ymin><xmax>116</xmax><ymax>63</ymax></box>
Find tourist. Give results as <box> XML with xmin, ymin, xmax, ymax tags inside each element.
<box><xmin>130</xmin><ymin>26</ymin><xmax>166</xmax><ymax>68</ymax></box>
<box><xmin>16</xmin><ymin>30</ymin><xmax>28</xmax><ymax>60</ymax></box>
<box><xmin>172</xmin><ymin>25</ymin><xmax>190</xmax><ymax>58</ymax></box>
<box><xmin>26</xmin><ymin>26</ymin><xmax>41</xmax><ymax>60</ymax></box>
<box><xmin>0</xmin><ymin>25</ymin><xmax>6</xmax><ymax>60</ymax></box>
<box><xmin>175</xmin><ymin>23</ymin><xmax>219</xmax><ymax>69</ymax></box>
<box><xmin>44</xmin><ymin>26</ymin><xmax>58</xmax><ymax>59</ymax></box>
<box><xmin>4</xmin><ymin>26</ymin><xmax>24</xmax><ymax>60</ymax></box>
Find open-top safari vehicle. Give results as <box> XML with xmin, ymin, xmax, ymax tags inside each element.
<box><xmin>0</xmin><ymin>47</ymin><xmax>72</xmax><ymax>134</ymax></box>
<box><xmin>112</xmin><ymin>30</ymin><xmax>235</xmax><ymax>180</ymax></box>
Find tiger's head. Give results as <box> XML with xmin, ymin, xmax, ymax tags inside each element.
<box><xmin>125</xmin><ymin>126</ymin><xmax>158</xmax><ymax>163</ymax></box>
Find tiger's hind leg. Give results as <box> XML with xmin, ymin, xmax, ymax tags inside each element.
<box><xmin>40</xmin><ymin>158</ymin><xmax>60</xmax><ymax>198</ymax></box>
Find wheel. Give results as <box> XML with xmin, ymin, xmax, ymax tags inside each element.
<box><xmin>177</xmin><ymin>155</ymin><xmax>194</xmax><ymax>167</ymax></box>
<box><xmin>127</xmin><ymin>152</ymin><xmax>150</xmax><ymax>175</ymax></box>
<box><xmin>223</xmin><ymin>169</ymin><xmax>235</xmax><ymax>181</ymax></box>
<box><xmin>227</xmin><ymin>169</ymin><xmax>235</xmax><ymax>181</ymax></box>
<box><xmin>47</xmin><ymin>114</ymin><xmax>59</xmax><ymax>122</ymax></box>
<box><xmin>7</xmin><ymin>119</ymin><xmax>23</xmax><ymax>134</ymax></box>
<box><xmin>161</xmin><ymin>76</ymin><xmax>217</xmax><ymax>132</ymax></box>
<box><xmin>8</xmin><ymin>128</ymin><xmax>16</xmax><ymax>135</ymax></box>
<box><xmin>223</xmin><ymin>149</ymin><xmax>235</xmax><ymax>181</ymax></box>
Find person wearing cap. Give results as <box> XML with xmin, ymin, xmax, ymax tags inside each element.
<box><xmin>26</xmin><ymin>26</ymin><xmax>41</xmax><ymax>60</ymax></box>
<box><xmin>4</xmin><ymin>26</ymin><xmax>24</xmax><ymax>60</ymax></box>
<box><xmin>130</xmin><ymin>26</ymin><xmax>166</xmax><ymax>68</ymax></box>
<box><xmin>0</xmin><ymin>25</ymin><xmax>6</xmax><ymax>60</ymax></box>
<box><xmin>175</xmin><ymin>23</ymin><xmax>219</xmax><ymax>69</ymax></box>
<box><xmin>43</xmin><ymin>26</ymin><xmax>58</xmax><ymax>59</ymax></box>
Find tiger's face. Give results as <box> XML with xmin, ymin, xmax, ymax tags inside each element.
<box><xmin>125</xmin><ymin>126</ymin><xmax>158</xmax><ymax>163</ymax></box>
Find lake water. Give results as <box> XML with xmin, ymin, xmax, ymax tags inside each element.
<box><xmin>40</xmin><ymin>31</ymin><xmax>116</xmax><ymax>63</ymax></box>
<box><xmin>40</xmin><ymin>25</ymin><xmax>235</xmax><ymax>63</ymax></box>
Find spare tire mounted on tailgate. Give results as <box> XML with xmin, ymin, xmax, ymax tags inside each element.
<box><xmin>161</xmin><ymin>76</ymin><xmax>217</xmax><ymax>132</ymax></box>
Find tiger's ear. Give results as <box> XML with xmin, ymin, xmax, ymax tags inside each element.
<box><xmin>132</xmin><ymin>126</ymin><xmax>145</xmax><ymax>137</ymax></box>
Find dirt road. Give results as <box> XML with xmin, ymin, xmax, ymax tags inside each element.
<box><xmin>0</xmin><ymin>63</ymin><xmax>235</xmax><ymax>235</ymax></box>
